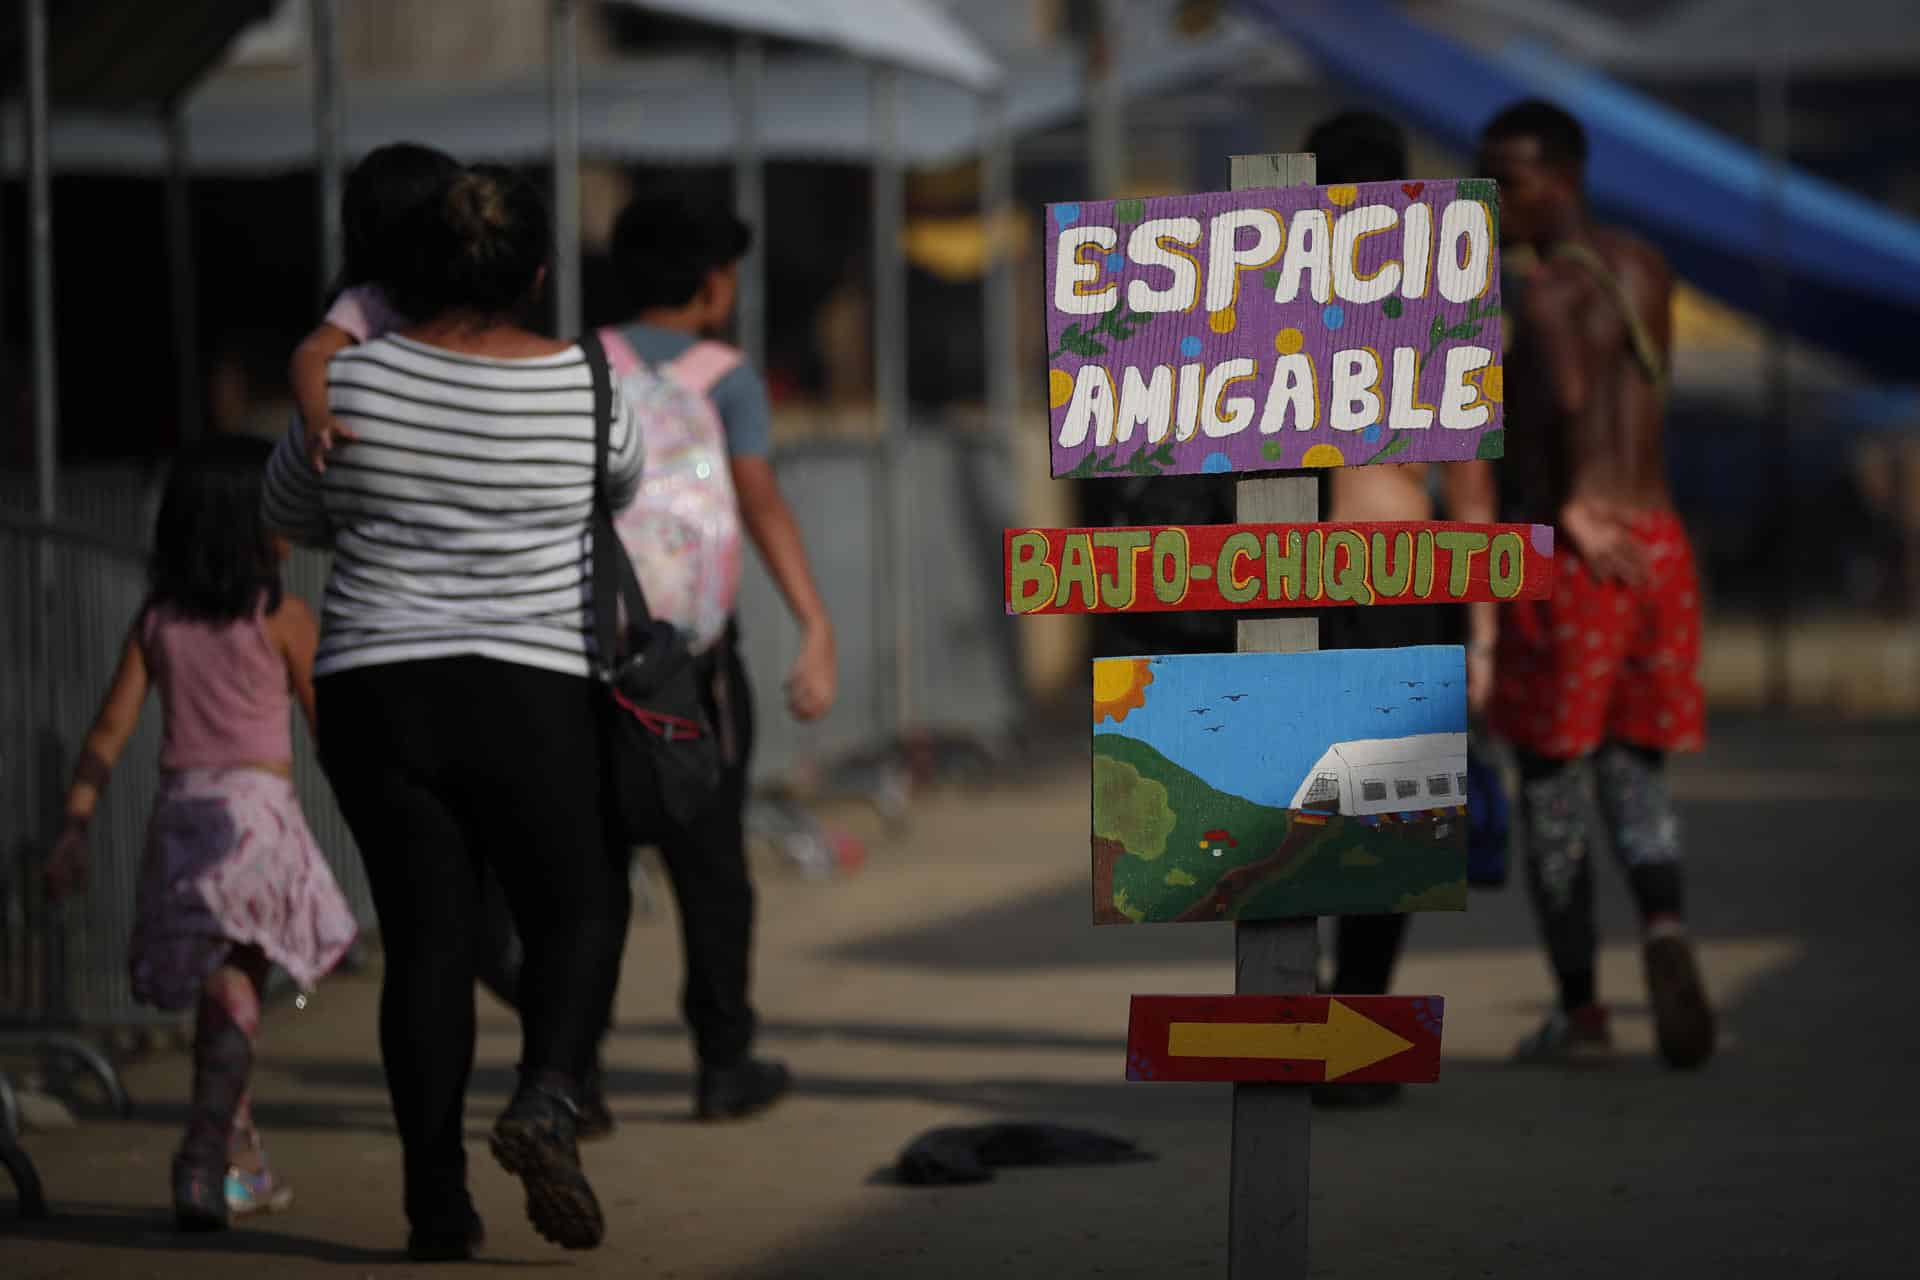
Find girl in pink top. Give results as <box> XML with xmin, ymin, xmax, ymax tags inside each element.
<box><xmin>45</xmin><ymin>437</ymin><xmax>358</xmax><ymax>1232</ymax></box>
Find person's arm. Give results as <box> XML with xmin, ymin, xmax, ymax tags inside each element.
<box><xmin>1440</xmin><ymin>459</ymin><xmax>1500</xmax><ymax>714</ymax></box>
<box><xmin>290</xmin><ymin>322</ymin><xmax>359</xmax><ymax>473</ymax></box>
<box><xmin>262</xmin><ymin>419</ymin><xmax>334</xmax><ymax>548</ymax></box>
<box><xmin>602</xmin><ymin>385</ymin><xmax>644</xmax><ymax>513</ymax></box>
<box><xmin>1521</xmin><ymin>263</ymin><xmax>1594</xmax><ymax>425</ymax></box>
<box><xmin>269</xmin><ymin>593</ymin><xmax>320</xmax><ymax>735</ymax></box>
<box><xmin>732</xmin><ymin>456</ymin><xmax>837</xmax><ymax>722</ymax></box>
<box><xmin>46</xmin><ymin>619</ymin><xmax>151</xmax><ymax>900</ymax></box>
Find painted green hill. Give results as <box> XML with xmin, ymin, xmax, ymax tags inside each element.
<box><xmin>1093</xmin><ymin>732</ymin><xmax>1465</xmax><ymax>924</ymax></box>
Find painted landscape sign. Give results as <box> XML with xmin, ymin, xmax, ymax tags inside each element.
<box><xmin>1126</xmin><ymin>994</ymin><xmax>1444</xmax><ymax>1085</ymax></box>
<box><xmin>1044</xmin><ymin>180</ymin><xmax>1505</xmax><ymax>478</ymax></box>
<box><xmin>1092</xmin><ymin>647</ymin><xmax>1468</xmax><ymax>925</ymax></box>
<box><xmin>1007</xmin><ymin>521</ymin><xmax>1552</xmax><ymax>614</ymax></box>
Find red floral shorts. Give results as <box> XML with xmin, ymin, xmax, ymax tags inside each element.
<box><xmin>1490</xmin><ymin>509</ymin><xmax>1705</xmax><ymax>759</ymax></box>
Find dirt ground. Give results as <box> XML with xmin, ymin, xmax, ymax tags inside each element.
<box><xmin>6</xmin><ymin>712</ymin><xmax>1918</xmax><ymax>1278</ymax></box>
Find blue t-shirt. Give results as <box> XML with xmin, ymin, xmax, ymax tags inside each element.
<box><xmin>618</xmin><ymin>324</ymin><xmax>772</xmax><ymax>459</ymax></box>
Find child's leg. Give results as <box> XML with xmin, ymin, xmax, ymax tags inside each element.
<box><xmin>183</xmin><ymin>948</ymin><xmax>266</xmax><ymax>1171</ymax></box>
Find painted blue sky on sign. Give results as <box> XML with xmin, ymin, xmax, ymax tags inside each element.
<box><xmin>1094</xmin><ymin>647</ymin><xmax>1466</xmax><ymax>807</ymax></box>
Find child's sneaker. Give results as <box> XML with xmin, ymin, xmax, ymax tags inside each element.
<box><xmin>1511</xmin><ymin>1004</ymin><xmax>1613</xmax><ymax>1064</ymax></box>
<box><xmin>225</xmin><ymin>1162</ymin><xmax>295</xmax><ymax>1217</ymax></box>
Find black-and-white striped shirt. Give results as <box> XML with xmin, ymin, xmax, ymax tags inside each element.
<box><xmin>263</xmin><ymin>334</ymin><xmax>642</xmax><ymax>680</ymax></box>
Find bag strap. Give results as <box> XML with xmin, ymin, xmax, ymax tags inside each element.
<box><xmin>583</xmin><ymin>330</ymin><xmax>653</xmax><ymax>674</ymax></box>
<box><xmin>1547</xmin><ymin>240</ymin><xmax>1667</xmax><ymax>388</ymax></box>
<box><xmin>663</xmin><ymin>339</ymin><xmax>742</xmax><ymax>395</ymax></box>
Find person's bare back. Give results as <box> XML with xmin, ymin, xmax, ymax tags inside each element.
<box><xmin>1507</xmin><ymin>226</ymin><xmax>1673</xmax><ymax>517</ymax></box>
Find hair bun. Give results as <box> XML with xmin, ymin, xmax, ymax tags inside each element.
<box><xmin>446</xmin><ymin>171</ymin><xmax>511</xmax><ymax>239</ymax></box>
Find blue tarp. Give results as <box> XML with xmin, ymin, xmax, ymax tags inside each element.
<box><xmin>1240</xmin><ymin>0</ymin><xmax>1920</xmax><ymax>383</ymax></box>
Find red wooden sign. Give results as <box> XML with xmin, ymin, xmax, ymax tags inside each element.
<box><xmin>1006</xmin><ymin>522</ymin><xmax>1552</xmax><ymax>615</ymax></box>
<box><xmin>1126</xmin><ymin>994</ymin><xmax>1443</xmax><ymax>1085</ymax></box>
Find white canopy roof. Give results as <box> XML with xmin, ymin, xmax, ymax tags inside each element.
<box><xmin>610</xmin><ymin>0</ymin><xmax>1002</xmax><ymax>90</ymax></box>
<box><xmin>9</xmin><ymin>22</ymin><xmax>1255</xmax><ymax>175</ymax></box>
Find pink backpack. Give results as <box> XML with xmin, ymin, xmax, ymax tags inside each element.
<box><xmin>599</xmin><ymin>329</ymin><xmax>744</xmax><ymax>654</ymax></box>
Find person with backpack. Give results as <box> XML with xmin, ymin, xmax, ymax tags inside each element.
<box><xmin>477</xmin><ymin>191</ymin><xmax>836</xmax><ymax>1134</ymax></box>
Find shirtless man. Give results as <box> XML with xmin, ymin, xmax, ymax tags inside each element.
<box><xmin>1308</xmin><ymin>112</ymin><xmax>1500</xmax><ymax>1108</ymax></box>
<box><xmin>1478</xmin><ymin>100</ymin><xmax>1714</xmax><ymax>1070</ymax></box>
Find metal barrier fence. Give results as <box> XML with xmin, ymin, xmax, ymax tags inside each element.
<box><xmin>0</xmin><ymin>429</ymin><xmax>1024</xmax><ymax>1030</ymax></box>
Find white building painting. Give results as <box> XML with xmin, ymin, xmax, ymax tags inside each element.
<box><xmin>1288</xmin><ymin>733</ymin><xmax>1469</xmax><ymax>819</ymax></box>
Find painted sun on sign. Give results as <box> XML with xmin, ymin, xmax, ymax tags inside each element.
<box><xmin>1091</xmin><ymin>648</ymin><xmax>1469</xmax><ymax>926</ymax></box>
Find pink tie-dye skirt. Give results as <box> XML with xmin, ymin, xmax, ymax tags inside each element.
<box><xmin>129</xmin><ymin>768</ymin><xmax>359</xmax><ymax>1011</ymax></box>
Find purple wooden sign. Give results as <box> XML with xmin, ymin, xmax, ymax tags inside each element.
<box><xmin>1044</xmin><ymin>180</ymin><xmax>1505</xmax><ymax>479</ymax></box>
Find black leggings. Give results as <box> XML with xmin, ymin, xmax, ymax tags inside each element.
<box><xmin>477</xmin><ymin>634</ymin><xmax>759</xmax><ymax>1069</ymax></box>
<box><xmin>317</xmin><ymin>657</ymin><xmax>631</xmax><ymax>1220</ymax></box>
<box><xmin>1516</xmin><ymin>744</ymin><xmax>1685</xmax><ymax>1011</ymax></box>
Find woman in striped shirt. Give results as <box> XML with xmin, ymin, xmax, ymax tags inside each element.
<box><xmin>263</xmin><ymin>164</ymin><xmax>639</xmax><ymax>1258</ymax></box>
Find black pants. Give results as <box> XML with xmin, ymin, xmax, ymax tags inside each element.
<box><xmin>477</xmin><ymin>632</ymin><xmax>759</xmax><ymax>1069</ymax></box>
<box><xmin>1320</xmin><ymin>604</ymin><xmax>1456</xmax><ymax>994</ymax></box>
<box><xmin>318</xmin><ymin>657</ymin><xmax>631</xmax><ymax>1221</ymax></box>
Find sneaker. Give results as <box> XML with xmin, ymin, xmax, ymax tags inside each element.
<box><xmin>224</xmin><ymin>1162</ymin><xmax>294</xmax><ymax>1217</ymax></box>
<box><xmin>407</xmin><ymin>1204</ymin><xmax>487</xmax><ymax>1263</ymax></box>
<box><xmin>695</xmin><ymin>1057</ymin><xmax>792</xmax><ymax>1121</ymax></box>
<box><xmin>574</xmin><ymin>1060</ymin><xmax>614</xmax><ymax>1142</ymax></box>
<box><xmin>172</xmin><ymin>1155</ymin><xmax>229</xmax><ymax>1232</ymax></box>
<box><xmin>1310</xmin><ymin>1082</ymin><xmax>1404</xmax><ymax>1108</ymax></box>
<box><xmin>1511</xmin><ymin>1005</ymin><xmax>1613</xmax><ymax>1065</ymax></box>
<box><xmin>489</xmin><ymin>1082</ymin><xmax>604</xmax><ymax>1250</ymax></box>
<box><xmin>1644</xmin><ymin>934</ymin><xmax>1716</xmax><ymax>1070</ymax></box>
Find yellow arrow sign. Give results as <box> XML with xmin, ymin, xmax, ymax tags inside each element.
<box><xmin>1167</xmin><ymin>999</ymin><xmax>1416</xmax><ymax>1080</ymax></box>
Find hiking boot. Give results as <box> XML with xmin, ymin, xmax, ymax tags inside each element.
<box><xmin>407</xmin><ymin>1204</ymin><xmax>487</xmax><ymax>1263</ymax></box>
<box><xmin>172</xmin><ymin>1155</ymin><xmax>229</xmax><ymax>1232</ymax></box>
<box><xmin>489</xmin><ymin>1081</ymin><xmax>604</xmax><ymax>1250</ymax></box>
<box><xmin>1310</xmin><ymin>1082</ymin><xmax>1404</xmax><ymax>1108</ymax></box>
<box><xmin>1511</xmin><ymin>1004</ymin><xmax>1613</xmax><ymax>1065</ymax></box>
<box><xmin>1645</xmin><ymin>934</ymin><xmax>1716</xmax><ymax>1070</ymax></box>
<box><xmin>574</xmin><ymin>1060</ymin><xmax>614</xmax><ymax>1142</ymax></box>
<box><xmin>696</xmin><ymin>1057</ymin><xmax>792</xmax><ymax>1121</ymax></box>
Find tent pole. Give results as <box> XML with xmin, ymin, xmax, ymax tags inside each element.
<box><xmin>26</xmin><ymin>0</ymin><xmax>55</xmax><ymax>521</ymax></box>
<box><xmin>1759</xmin><ymin>1</ymin><xmax>1793</xmax><ymax>709</ymax></box>
<box><xmin>23</xmin><ymin>0</ymin><xmax>62</xmax><ymax>1012</ymax></box>
<box><xmin>310</xmin><ymin>0</ymin><xmax>343</xmax><ymax>302</ymax></box>
<box><xmin>870</xmin><ymin>64</ymin><xmax>912</xmax><ymax>742</ymax></box>
<box><xmin>549</xmin><ymin>0</ymin><xmax>582</xmax><ymax>338</ymax></box>
<box><xmin>731</xmin><ymin>34</ymin><xmax>767</xmax><ymax>371</ymax></box>
<box><xmin>983</xmin><ymin>89</ymin><xmax>1015</xmax><ymax>440</ymax></box>
<box><xmin>1087</xmin><ymin>0</ymin><xmax>1127</xmax><ymax>198</ymax></box>
<box><xmin>165</xmin><ymin>104</ymin><xmax>202</xmax><ymax>443</ymax></box>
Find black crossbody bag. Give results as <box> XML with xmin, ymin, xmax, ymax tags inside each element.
<box><xmin>582</xmin><ymin>331</ymin><xmax>724</xmax><ymax>837</ymax></box>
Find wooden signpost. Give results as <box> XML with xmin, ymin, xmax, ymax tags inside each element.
<box><xmin>1008</xmin><ymin>521</ymin><xmax>1552</xmax><ymax>613</ymax></box>
<box><xmin>1010</xmin><ymin>151</ymin><xmax>1507</xmax><ymax>1278</ymax></box>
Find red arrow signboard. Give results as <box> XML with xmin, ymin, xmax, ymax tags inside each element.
<box><xmin>1126</xmin><ymin>994</ymin><xmax>1443</xmax><ymax>1085</ymax></box>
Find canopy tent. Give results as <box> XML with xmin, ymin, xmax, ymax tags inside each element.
<box><xmin>2</xmin><ymin>25</ymin><xmax>1249</xmax><ymax>175</ymax></box>
<box><xmin>610</xmin><ymin>0</ymin><xmax>1000</xmax><ymax>90</ymax></box>
<box><xmin>1241</xmin><ymin>0</ymin><xmax>1920</xmax><ymax>381</ymax></box>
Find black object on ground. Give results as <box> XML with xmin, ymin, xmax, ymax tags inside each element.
<box><xmin>892</xmin><ymin>1123</ymin><xmax>1156</xmax><ymax>1186</ymax></box>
